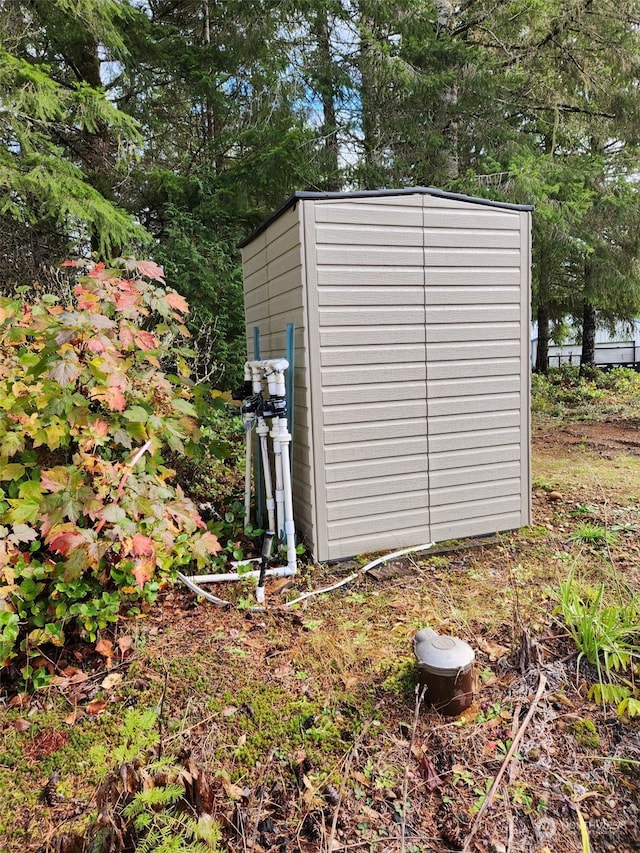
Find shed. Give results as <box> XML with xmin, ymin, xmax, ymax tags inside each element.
<box><xmin>240</xmin><ymin>188</ymin><xmax>532</xmax><ymax>562</ymax></box>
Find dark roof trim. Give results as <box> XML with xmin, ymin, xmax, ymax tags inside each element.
<box><xmin>238</xmin><ymin>187</ymin><xmax>533</xmax><ymax>248</ymax></box>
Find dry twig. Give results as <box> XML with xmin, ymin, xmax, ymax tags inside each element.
<box><xmin>400</xmin><ymin>684</ymin><xmax>426</xmax><ymax>853</ymax></box>
<box><xmin>506</xmin><ymin>701</ymin><xmax>522</xmax><ymax>853</ymax></box>
<box><xmin>508</xmin><ymin>702</ymin><xmax>522</xmax><ymax>785</ymax></box>
<box><xmin>327</xmin><ymin>702</ymin><xmax>382</xmax><ymax>852</ymax></box>
<box><xmin>248</xmin><ymin>750</ymin><xmax>274</xmax><ymax>851</ymax></box>
<box><xmin>461</xmin><ymin>672</ymin><xmax>547</xmax><ymax>853</ymax></box>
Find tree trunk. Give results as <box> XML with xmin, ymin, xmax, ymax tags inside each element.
<box><xmin>360</xmin><ymin>64</ymin><xmax>380</xmax><ymax>186</ymax></box>
<box><xmin>535</xmin><ymin>302</ymin><xmax>550</xmax><ymax>374</ymax></box>
<box><xmin>312</xmin><ymin>7</ymin><xmax>341</xmax><ymax>190</ymax></box>
<box><xmin>64</xmin><ymin>37</ymin><xmax>116</xmax><ymax>256</ymax></box>
<box><xmin>535</xmin><ymin>247</ymin><xmax>552</xmax><ymax>374</ymax></box>
<box><xmin>436</xmin><ymin>1</ymin><xmax>459</xmax><ymax>181</ymax></box>
<box><xmin>443</xmin><ymin>83</ymin><xmax>459</xmax><ymax>181</ymax></box>
<box><xmin>358</xmin><ymin>8</ymin><xmax>383</xmax><ymax>189</ymax></box>
<box><xmin>580</xmin><ymin>301</ymin><xmax>597</xmax><ymax>372</ymax></box>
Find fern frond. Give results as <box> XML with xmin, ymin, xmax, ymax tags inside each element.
<box><xmin>147</xmin><ymin>755</ymin><xmax>183</xmax><ymax>775</ymax></box>
<box><xmin>123</xmin><ymin>783</ymin><xmax>184</xmax><ymax>818</ymax></box>
<box><xmin>90</xmin><ymin>827</ymin><xmax>108</xmax><ymax>853</ymax></box>
<box><xmin>113</xmin><ymin>709</ymin><xmax>160</xmax><ymax>764</ymax></box>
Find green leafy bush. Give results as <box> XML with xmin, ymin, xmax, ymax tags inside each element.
<box><xmin>168</xmin><ymin>406</ymin><xmax>245</xmax><ymax>507</ymax></box>
<box><xmin>531</xmin><ymin>365</ymin><xmax>640</xmax><ymax>418</ymax></box>
<box><xmin>0</xmin><ymin>259</ymin><xmax>221</xmax><ymax>682</ymax></box>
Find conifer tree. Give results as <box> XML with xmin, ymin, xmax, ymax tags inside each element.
<box><xmin>0</xmin><ymin>0</ymin><xmax>146</xmax><ymax>286</ymax></box>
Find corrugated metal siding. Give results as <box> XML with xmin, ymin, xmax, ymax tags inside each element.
<box><xmin>308</xmin><ymin>197</ymin><xmax>430</xmax><ymax>561</ymax></box>
<box><xmin>241</xmin><ymin>205</ymin><xmax>319</xmax><ymax>555</ymax></box>
<box><xmin>424</xmin><ymin>196</ymin><xmax>530</xmax><ymax>541</ymax></box>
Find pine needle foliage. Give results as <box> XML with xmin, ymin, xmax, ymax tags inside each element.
<box><xmin>0</xmin><ymin>47</ymin><xmax>145</xmax><ymax>258</ymax></box>
<box><xmin>0</xmin><ymin>1</ymin><xmax>148</xmax><ymax>266</ymax></box>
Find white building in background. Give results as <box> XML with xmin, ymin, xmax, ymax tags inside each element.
<box><xmin>531</xmin><ymin>319</ymin><xmax>640</xmax><ymax>368</ymax></box>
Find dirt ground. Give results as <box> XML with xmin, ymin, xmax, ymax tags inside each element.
<box><xmin>534</xmin><ymin>417</ymin><xmax>640</xmax><ymax>457</ymax></box>
<box><xmin>3</xmin><ymin>416</ymin><xmax>640</xmax><ymax>853</ymax></box>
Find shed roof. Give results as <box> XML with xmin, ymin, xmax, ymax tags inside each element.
<box><xmin>239</xmin><ymin>187</ymin><xmax>534</xmax><ymax>248</ymax></box>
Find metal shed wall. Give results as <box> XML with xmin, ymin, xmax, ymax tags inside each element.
<box><xmin>242</xmin><ymin>189</ymin><xmax>531</xmax><ymax>562</ymax></box>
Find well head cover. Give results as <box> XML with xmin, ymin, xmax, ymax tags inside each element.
<box><xmin>413</xmin><ymin>628</ymin><xmax>475</xmax><ymax>677</ymax></box>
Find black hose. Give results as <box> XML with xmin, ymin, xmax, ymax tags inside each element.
<box><xmin>257</xmin><ymin>530</ymin><xmax>275</xmax><ymax>591</ymax></box>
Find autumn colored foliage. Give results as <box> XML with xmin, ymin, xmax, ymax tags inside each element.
<box><xmin>0</xmin><ymin>260</ymin><xmax>221</xmax><ymax>684</ymax></box>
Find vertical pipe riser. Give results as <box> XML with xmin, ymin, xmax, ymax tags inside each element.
<box><xmin>237</xmin><ymin>357</ymin><xmax>297</xmax><ymax>602</ymax></box>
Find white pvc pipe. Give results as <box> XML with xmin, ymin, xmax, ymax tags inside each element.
<box><xmin>183</xmin><ymin>565</ymin><xmax>296</xmax><ymax>584</ymax></box>
<box><xmin>271</xmin><ymin>422</ymin><xmax>284</xmax><ymax>539</ymax></box>
<box><xmin>265</xmin><ymin>362</ymin><xmax>287</xmax><ymax>402</ymax></box>
<box><xmin>178</xmin><ymin>541</ymin><xmax>436</xmax><ymax>611</ymax></box>
<box><xmin>282</xmin><ymin>542</ymin><xmax>435</xmax><ymax>607</ymax></box>
<box><xmin>249</xmin><ymin>362</ymin><xmax>263</xmax><ymax>412</ymax></box>
<box><xmin>264</xmin><ymin>364</ymin><xmax>288</xmax><ymax>539</ymax></box>
<box><xmin>246</xmin><ymin>358</ymin><xmax>289</xmax><ymax>380</ymax></box>
<box><xmin>218</xmin><ymin>358</ymin><xmax>298</xmax><ymax>606</ymax></box>
<box><xmin>277</xmin><ymin>421</ymin><xmax>297</xmax><ymax>572</ymax></box>
<box><xmin>177</xmin><ymin>572</ymin><xmax>230</xmax><ymax>606</ymax></box>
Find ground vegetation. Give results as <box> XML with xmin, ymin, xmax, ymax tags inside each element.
<box><xmin>2</xmin><ymin>368</ymin><xmax>640</xmax><ymax>852</ymax></box>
